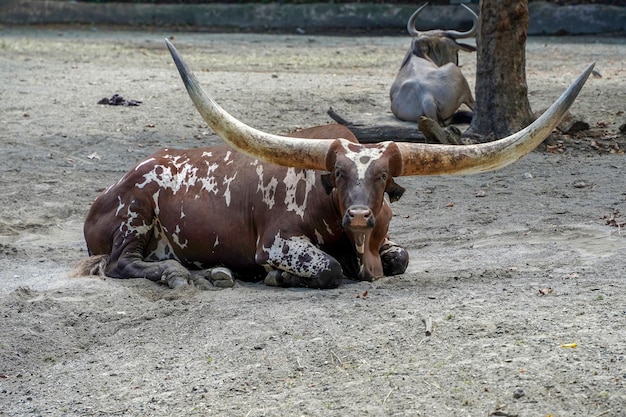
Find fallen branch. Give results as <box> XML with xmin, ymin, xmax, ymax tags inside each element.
<box><xmin>416</xmin><ymin>116</ymin><xmax>478</xmax><ymax>145</ymax></box>
<box><xmin>326</xmin><ymin>107</ymin><xmax>353</xmax><ymax>127</ymax></box>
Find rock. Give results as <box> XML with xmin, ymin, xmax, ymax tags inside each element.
<box><xmin>556</xmin><ymin>111</ymin><xmax>589</xmax><ymax>134</ymax></box>
<box><xmin>513</xmin><ymin>388</ymin><xmax>525</xmax><ymax>399</ymax></box>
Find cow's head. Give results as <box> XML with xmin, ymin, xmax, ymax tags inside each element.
<box><xmin>320</xmin><ymin>139</ymin><xmax>405</xmax><ymax>255</ymax></box>
<box><xmin>166</xmin><ymin>39</ymin><xmax>593</xmax><ymax>274</ymax></box>
<box><xmin>402</xmin><ymin>3</ymin><xmax>478</xmax><ymax>68</ymax></box>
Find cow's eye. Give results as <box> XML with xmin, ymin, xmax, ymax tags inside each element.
<box><xmin>335</xmin><ymin>169</ymin><xmax>342</xmax><ymax>179</ymax></box>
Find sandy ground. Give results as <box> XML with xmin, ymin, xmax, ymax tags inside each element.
<box><xmin>1</xmin><ymin>27</ymin><xmax>625</xmax><ymax>416</ymax></box>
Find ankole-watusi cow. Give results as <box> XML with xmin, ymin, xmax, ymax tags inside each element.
<box><xmin>390</xmin><ymin>3</ymin><xmax>478</xmax><ymax>124</ymax></box>
<box><xmin>77</xmin><ymin>39</ymin><xmax>594</xmax><ymax>289</ymax></box>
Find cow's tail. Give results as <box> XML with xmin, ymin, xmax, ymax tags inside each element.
<box><xmin>71</xmin><ymin>254</ymin><xmax>110</xmax><ymax>278</ymax></box>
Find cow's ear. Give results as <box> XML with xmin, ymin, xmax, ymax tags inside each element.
<box><xmin>456</xmin><ymin>42</ymin><xmax>476</xmax><ymax>53</ymax></box>
<box><xmin>386</xmin><ymin>179</ymin><xmax>406</xmax><ymax>203</ymax></box>
<box><xmin>320</xmin><ymin>173</ymin><xmax>335</xmax><ymax>195</ymax></box>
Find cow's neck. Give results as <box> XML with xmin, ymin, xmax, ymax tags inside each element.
<box><xmin>328</xmin><ymin>189</ymin><xmax>343</xmax><ymax>229</ymax></box>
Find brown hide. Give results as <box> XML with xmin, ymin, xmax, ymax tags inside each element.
<box><xmin>82</xmin><ymin>124</ymin><xmax>408</xmax><ymax>289</ymax></box>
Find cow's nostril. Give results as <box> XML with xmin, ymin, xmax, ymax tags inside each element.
<box><xmin>348</xmin><ymin>207</ymin><xmax>372</xmax><ymax>219</ymax></box>
<box><xmin>345</xmin><ymin>206</ymin><xmax>374</xmax><ymax>229</ymax></box>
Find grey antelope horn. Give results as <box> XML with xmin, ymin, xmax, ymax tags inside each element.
<box><xmin>407</xmin><ymin>3</ymin><xmax>479</xmax><ymax>39</ymax></box>
<box><xmin>166</xmin><ymin>39</ymin><xmax>331</xmax><ymax>172</ymax></box>
<box><xmin>395</xmin><ymin>62</ymin><xmax>595</xmax><ymax>177</ymax></box>
<box><xmin>167</xmin><ymin>39</ymin><xmax>594</xmax><ymax>179</ymax></box>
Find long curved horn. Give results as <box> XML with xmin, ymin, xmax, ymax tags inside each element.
<box><xmin>406</xmin><ymin>3</ymin><xmax>429</xmax><ymax>37</ymax></box>
<box><xmin>446</xmin><ymin>4</ymin><xmax>479</xmax><ymax>39</ymax></box>
<box><xmin>166</xmin><ymin>39</ymin><xmax>331</xmax><ymax>171</ymax></box>
<box><xmin>407</xmin><ymin>3</ymin><xmax>478</xmax><ymax>39</ymax></box>
<box><xmin>396</xmin><ymin>63</ymin><xmax>595</xmax><ymax>176</ymax></box>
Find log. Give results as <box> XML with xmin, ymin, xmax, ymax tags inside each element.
<box><xmin>326</xmin><ymin>107</ymin><xmax>430</xmax><ymax>143</ymax></box>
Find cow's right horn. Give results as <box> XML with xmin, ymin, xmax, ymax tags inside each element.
<box><xmin>395</xmin><ymin>63</ymin><xmax>595</xmax><ymax>177</ymax></box>
<box><xmin>166</xmin><ymin>39</ymin><xmax>332</xmax><ymax>172</ymax></box>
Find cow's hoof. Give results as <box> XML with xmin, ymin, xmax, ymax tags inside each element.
<box><xmin>264</xmin><ymin>270</ymin><xmax>296</xmax><ymax>287</ymax></box>
<box><xmin>190</xmin><ymin>273</ymin><xmax>213</xmax><ymax>290</ymax></box>
<box><xmin>208</xmin><ymin>267</ymin><xmax>235</xmax><ymax>288</ymax></box>
<box><xmin>264</xmin><ymin>270</ymin><xmax>303</xmax><ymax>288</ymax></box>
<box><xmin>264</xmin><ymin>270</ymin><xmax>281</xmax><ymax>287</ymax></box>
<box><xmin>167</xmin><ymin>275</ymin><xmax>190</xmax><ymax>289</ymax></box>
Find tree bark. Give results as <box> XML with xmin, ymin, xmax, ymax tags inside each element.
<box><xmin>466</xmin><ymin>0</ymin><xmax>535</xmax><ymax>142</ymax></box>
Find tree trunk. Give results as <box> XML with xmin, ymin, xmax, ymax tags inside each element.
<box><xmin>466</xmin><ymin>0</ymin><xmax>535</xmax><ymax>142</ymax></box>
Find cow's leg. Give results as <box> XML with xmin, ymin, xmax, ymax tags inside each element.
<box><xmin>380</xmin><ymin>238</ymin><xmax>409</xmax><ymax>276</ymax></box>
<box><xmin>109</xmin><ymin>250</ymin><xmax>235</xmax><ymax>290</ymax></box>
<box><xmin>257</xmin><ymin>234</ymin><xmax>343</xmax><ymax>289</ymax></box>
<box><xmin>103</xmin><ymin>231</ymin><xmax>193</xmax><ymax>288</ymax></box>
<box><xmin>106</xmin><ymin>235</ymin><xmax>234</xmax><ymax>289</ymax></box>
<box><xmin>110</xmin><ymin>254</ymin><xmax>191</xmax><ymax>289</ymax></box>
<box><xmin>112</xmin><ymin>257</ymin><xmax>192</xmax><ymax>289</ymax></box>
<box><xmin>421</xmin><ymin>96</ymin><xmax>440</xmax><ymax>125</ymax></box>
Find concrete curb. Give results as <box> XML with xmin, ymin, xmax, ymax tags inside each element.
<box><xmin>1</xmin><ymin>1</ymin><xmax>624</xmax><ymax>35</ymax></box>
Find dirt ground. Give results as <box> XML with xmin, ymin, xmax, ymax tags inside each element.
<box><xmin>1</xmin><ymin>27</ymin><xmax>625</xmax><ymax>416</ymax></box>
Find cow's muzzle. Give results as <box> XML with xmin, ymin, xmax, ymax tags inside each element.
<box><xmin>343</xmin><ymin>205</ymin><xmax>375</xmax><ymax>229</ymax></box>
<box><xmin>343</xmin><ymin>205</ymin><xmax>375</xmax><ymax>254</ymax></box>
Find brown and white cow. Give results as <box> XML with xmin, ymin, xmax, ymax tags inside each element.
<box><xmin>390</xmin><ymin>3</ymin><xmax>478</xmax><ymax>125</ymax></box>
<box><xmin>81</xmin><ymin>123</ymin><xmax>408</xmax><ymax>289</ymax></box>
<box><xmin>77</xmin><ymin>39</ymin><xmax>594</xmax><ymax>290</ymax></box>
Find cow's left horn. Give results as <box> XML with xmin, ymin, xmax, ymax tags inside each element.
<box><xmin>166</xmin><ymin>39</ymin><xmax>331</xmax><ymax>171</ymax></box>
<box><xmin>407</xmin><ymin>3</ymin><xmax>478</xmax><ymax>39</ymax></box>
<box><xmin>395</xmin><ymin>63</ymin><xmax>595</xmax><ymax>176</ymax></box>
<box><xmin>406</xmin><ymin>3</ymin><xmax>429</xmax><ymax>37</ymax></box>
<box><xmin>446</xmin><ymin>4</ymin><xmax>479</xmax><ymax>39</ymax></box>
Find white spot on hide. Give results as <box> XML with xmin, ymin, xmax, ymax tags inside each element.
<box><xmin>323</xmin><ymin>219</ymin><xmax>334</xmax><ymax>236</ymax></box>
<box><xmin>224</xmin><ymin>151</ymin><xmax>234</xmax><ymax>165</ymax></box>
<box><xmin>152</xmin><ymin>190</ymin><xmax>161</xmax><ymax>215</ymax></box>
<box><xmin>314</xmin><ymin>229</ymin><xmax>324</xmax><ymax>245</ymax></box>
<box><xmin>147</xmin><ymin>218</ymin><xmax>178</xmax><ymax>261</ymax></box>
<box><xmin>222</xmin><ymin>172</ymin><xmax>237</xmax><ymax>207</ymax></box>
<box><xmin>256</xmin><ymin>164</ymin><xmax>278</xmax><ymax>209</ymax></box>
<box><xmin>198</xmin><ymin>161</ymin><xmax>220</xmax><ymax>195</ymax></box>
<box><xmin>283</xmin><ymin>168</ymin><xmax>315</xmax><ymax>220</ymax></box>
<box><xmin>172</xmin><ymin>224</ymin><xmax>188</xmax><ymax>249</ymax></box>
<box><xmin>119</xmin><ymin>204</ymin><xmax>151</xmax><ymax>238</ymax></box>
<box><xmin>339</xmin><ymin>139</ymin><xmax>390</xmax><ymax>180</ymax></box>
<box><xmin>135</xmin><ymin>158</ymin><xmax>157</xmax><ymax>172</ymax></box>
<box><xmin>115</xmin><ymin>196</ymin><xmax>125</xmax><ymax>216</ymax></box>
<box><xmin>135</xmin><ymin>156</ymin><xmax>199</xmax><ymax>194</ymax></box>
